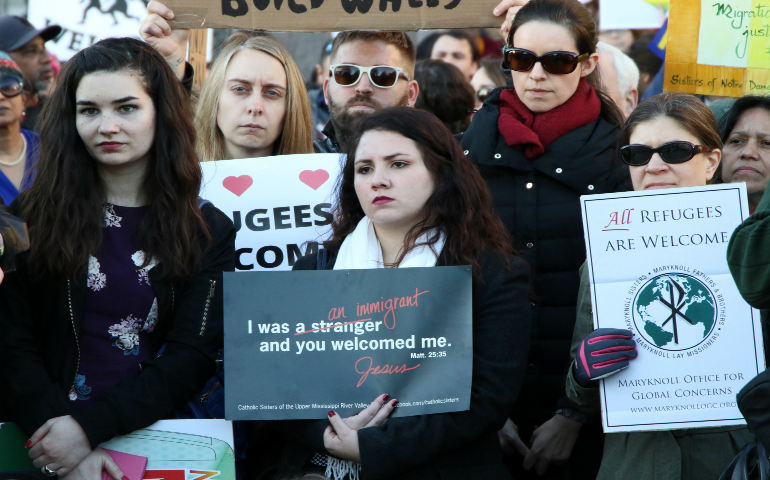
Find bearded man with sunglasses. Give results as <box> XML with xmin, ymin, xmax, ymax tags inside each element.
<box><xmin>315</xmin><ymin>31</ymin><xmax>419</xmax><ymax>154</ymax></box>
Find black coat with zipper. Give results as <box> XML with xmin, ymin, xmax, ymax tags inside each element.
<box><xmin>460</xmin><ymin>86</ymin><xmax>627</xmax><ymax>428</ymax></box>
<box><xmin>0</xmin><ymin>204</ymin><xmax>236</xmax><ymax>448</ymax></box>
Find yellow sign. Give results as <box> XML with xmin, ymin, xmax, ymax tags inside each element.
<box><xmin>665</xmin><ymin>0</ymin><xmax>770</xmax><ymax>96</ymax></box>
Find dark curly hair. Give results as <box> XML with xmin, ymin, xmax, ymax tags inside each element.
<box><xmin>414</xmin><ymin>60</ymin><xmax>475</xmax><ymax>134</ymax></box>
<box><xmin>327</xmin><ymin>107</ymin><xmax>515</xmax><ymax>275</ymax></box>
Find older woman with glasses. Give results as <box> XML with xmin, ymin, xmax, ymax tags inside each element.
<box><xmin>566</xmin><ymin>92</ymin><xmax>752</xmax><ymax>480</ymax></box>
<box><xmin>0</xmin><ymin>56</ymin><xmax>38</xmax><ymax>205</ymax></box>
<box><xmin>459</xmin><ymin>0</ymin><xmax>625</xmax><ymax>477</ymax></box>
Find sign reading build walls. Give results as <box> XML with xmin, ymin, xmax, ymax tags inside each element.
<box><xmin>666</xmin><ymin>0</ymin><xmax>770</xmax><ymax>96</ymax></box>
<box><xmin>224</xmin><ymin>267</ymin><xmax>473</xmax><ymax>420</ymax></box>
<box><xmin>200</xmin><ymin>154</ymin><xmax>341</xmax><ymax>271</ymax></box>
<box><xmin>164</xmin><ymin>0</ymin><xmax>498</xmax><ymax>31</ymax></box>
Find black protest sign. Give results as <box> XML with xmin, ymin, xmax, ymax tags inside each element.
<box><xmin>165</xmin><ymin>0</ymin><xmax>498</xmax><ymax>31</ymax></box>
<box><xmin>224</xmin><ymin>266</ymin><xmax>472</xmax><ymax>420</ymax></box>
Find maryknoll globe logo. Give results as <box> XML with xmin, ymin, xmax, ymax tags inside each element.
<box><xmin>632</xmin><ymin>273</ymin><xmax>718</xmax><ymax>351</ymax></box>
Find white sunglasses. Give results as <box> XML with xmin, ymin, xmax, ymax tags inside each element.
<box><xmin>329</xmin><ymin>64</ymin><xmax>411</xmax><ymax>89</ymax></box>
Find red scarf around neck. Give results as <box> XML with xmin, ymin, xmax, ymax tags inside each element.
<box><xmin>498</xmin><ymin>78</ymin><xmax>601</xmax><ymax>160</ymax></box>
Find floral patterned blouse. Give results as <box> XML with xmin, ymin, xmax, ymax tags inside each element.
<box><xmin>72</xmin><ymin>204</ymin><xmax>158</xmax><ymax>405</ymax></box>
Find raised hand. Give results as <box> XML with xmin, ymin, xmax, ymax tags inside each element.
<box><xmin>573</xmin><ymin>328</ymin><xmax>637</xmax><ymax>387</ymax></box>
<box><xmin>138</xmin><ymin>1</ymin><xmax>189</xmax><ymax>79</ymax></box>
<box><xmin>493</xmin><ymin>0</ymin><xmax>530</xmax><ymax>40</ymax></box>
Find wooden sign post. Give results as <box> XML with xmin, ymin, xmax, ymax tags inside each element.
<box><xmin>665</xmin><ymin>0</ymin><xmax>770</xmax><ymax>97</ymax></box>
<box><xmin>188</xmin><ymin>29</ymin><xmax>208</xmax><ymax>91</ymax></box>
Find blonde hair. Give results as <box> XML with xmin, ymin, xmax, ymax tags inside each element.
<box><xmin>195</xmin><ymin>32</ymin><xmax>314</xmax><ymax>162</ymax></box>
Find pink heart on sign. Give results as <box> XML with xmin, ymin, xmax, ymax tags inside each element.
<box><xmin>222</xmin><ymin>175</ymin><xmax>254</xmax><ymax>197</ymax></box>
<box><xmin>299</xmin><ymin>169</ymin><xmax>330</xmax><ymax>190</ymax></box>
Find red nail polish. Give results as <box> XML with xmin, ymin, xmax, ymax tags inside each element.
<box><xmin>25</xmin><ymin>440</ymin><xmax>32</xmax><ymax>448</ymax></box>
<box><xmin>123</xmin><ymin>476</ymin><xmax>130</xmax><ymax>480</ymax></box>
<box><xmin>392</xmin><ymin>400</ymin><xmax>399</xmax><ymax>406</ymax></box>
<box><xmin>328</xmin><ymin>410</ymin><xmax>336</xmax><ymax>417</ymax></box>
<box><xmin>382</xmin><ymin>394</ymin><xmax>389</xmax><ymax>401</ymax></box>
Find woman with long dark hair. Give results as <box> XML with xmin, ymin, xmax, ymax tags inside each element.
<box><xmin>268</xmin><ymin>107</ymin><xmax>531</xmax><ymax>480</ymax></box>
<box><xmin>460</xmin><ymin>0</ymin><xmax>625</xmax><ymax>477</ymax></box>
<box><xmin>0</xmin><ymin>37</ymin><xmax>235</xmax><ymax>478</ymax></box>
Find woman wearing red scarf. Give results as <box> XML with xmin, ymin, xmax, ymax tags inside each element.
<box><xmin>460</xmin><ymin>0</ymin><xmax>626</xmax><ymax>479</ymax></box>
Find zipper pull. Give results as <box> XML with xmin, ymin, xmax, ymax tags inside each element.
<box><xmin>208</xmin><ymin>280</ymin><xmax>216</xmax><ymax>299</ymax></box>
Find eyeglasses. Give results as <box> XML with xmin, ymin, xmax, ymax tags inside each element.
<box><xmin>620</xmin><ymin>141</ymin><xmax>712</xmax><ymax>166</ymax></box>
<box><xmin>330</xmin><ymin>64</ymin><xmax>410</xmax><ymax>89</ymax></box>
<box><xmin>476</xmin><ymin>87</ymin><xmax>492</xmax><ymax>104</ymax></box>
<box><xmin>0</xmin><ymin>75</ymin><xmax>24</xmax><ymax>98</ymax></box>
<box><xmin>502</xmin><ymin>47</ymin><xmax>589</xmax><ymax>75</ymax></box>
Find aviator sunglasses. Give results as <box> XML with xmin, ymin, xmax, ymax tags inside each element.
<box><xmin>620</xmin><ymin>141</ymin><xmax>712</xmax><ymax>166</ymax></box>
<box><xmin>330</xmin><ymin>64</ymin><xmax>411</xmax><ymax>89</ymax></box>
<box><xmin>502</xmin><ymin>47</ymin><xmax>589</xmax><ymax>75</ymax></box>
<box><xmin>0</xmin><ymin>75</ymin><xmax>24</xmax><ymax>98</ymax></box>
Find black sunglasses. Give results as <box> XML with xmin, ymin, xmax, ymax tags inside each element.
<box><xmin>476</xmin><ymin>87</ymin><xmax>492</xmax><ymax>104</ymax></box>
<box><xmin>620</xmin><ymin>141</ymin><xmax>712</xmax><ymax>166</ymax></box>
<box><xmin>502</xmin><ymin>47</ymin><xmax>589</xmax><ymax>75</ymax></box>
<box><xmin>0</xmin><ymin>74</ymin><xmax>24</xmax><ymax>98</ymax></box>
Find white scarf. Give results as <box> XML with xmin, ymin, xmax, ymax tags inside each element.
<box><xmin>334</xmin><ymin>216</ymin><xmax>445</xmax><ymax>270</ymax></box>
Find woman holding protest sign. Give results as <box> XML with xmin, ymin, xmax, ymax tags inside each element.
<box><xmin>260</xmin><ymin>107</ymin><xmax>531</xmax><ymax>480</ymax></box>
<box><xmin>459</xmin><ymin>0</ymin><xmax>625</xmax><ymax>477</ymax></box>
<box><xmin>0</xmin><ymin>37</ymin><xmax>236</xmax><ymax>478</ymax></box>
<box><xmin>566</xmin><ymin>92</ymin><xmax>753</xmax><ymax>480</ymax></box>
<box><xmin>139</xmin><ymin>1</ymin><xmax>315</xmax><ymax>161</ymax></box>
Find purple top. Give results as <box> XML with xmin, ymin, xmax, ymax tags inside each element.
<box><xmin>71</xmin><ymin>204</ymin><xmax>158</xmax><ymax>405</ymax></box>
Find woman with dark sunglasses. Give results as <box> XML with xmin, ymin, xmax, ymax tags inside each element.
<box><xmin>459</xmin><ymin>0</ymin><xmax>625</xmax><ymax>477</ymax></box>
<box><xmin>566</xmin><ymin>92</ymin><xmax>753</xmax><ymax>480</ymax></box>
<box><xmin>0</xmin><ymin>57</ymin><xmax>38</xmax><ymax>205</ymax></box>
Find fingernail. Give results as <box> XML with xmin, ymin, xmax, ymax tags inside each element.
<box><xmin>392</xmin><ymin>400</ymin><xmax>399</xmax><ymax>406</ymax></box>
<box><xmin>494</xmin><ymin>8</ymin><xmax>498</xmax><ymax>14</ymax></box>
<box><xmin>328</xmin><ymin>410</ymin><xmax>336</xmax><ymax>417</ymax></box>
<box><xmin>25</xmin><ymin>440</ymin><xmax>31</xmax><ymax>448</ymax></box>
<box><xmin>382</xmin><ymin>394</ymin><xmax>389</xmax><ymax>401</ymax></box>
<box><xmin>123</xmin><ymin>476</ymin><xmax>129</xmax><ymax>480</ymax></box>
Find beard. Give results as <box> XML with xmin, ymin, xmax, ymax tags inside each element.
<box><xmin>328</xmin><ymin>90</ymin><xmax>410</xmax><ymax>149</ymax></box>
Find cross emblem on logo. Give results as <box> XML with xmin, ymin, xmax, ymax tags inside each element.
<box><xmin>658</xmin><ymin>278</ymin><xmax>695</xmax><ymax>344</ymax></box>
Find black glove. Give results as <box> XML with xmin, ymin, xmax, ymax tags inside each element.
<box><xmin>573</xmin><ymin>328</ymin><xmax>637</xmax><ymax>388</ymax></box>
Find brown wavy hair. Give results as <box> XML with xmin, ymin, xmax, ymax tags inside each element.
<box><xmin>327</xmin><ymin>107</ymin><xmax>515</xmax><ymax>275</ymax></box>
<box><xmin>18</xmin><ymin>37</ymin><xmax>208</xmax><ymax>280</ymax></box>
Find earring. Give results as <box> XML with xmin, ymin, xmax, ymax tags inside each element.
<box><xmin>21</xmin><ymin>111</ymin><xmax>26</xmax><ymax>121</ymax></box>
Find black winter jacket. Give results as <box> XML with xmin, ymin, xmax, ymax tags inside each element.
<box><xmin>460</xmin><ymin>86</ymin><xmax>627</xmax><ymax>425</ymax></box>
<box><xmin>0</xmin><ymin>204</ymin><xmax>236</xmax><ymax>448</ymax></box>
<box><xmin>264</xmin><ymin>246</ymin><xmax>532</xmax><ymax>480</ymax></box>
<box><xmin>313</xmin><ymin>121</ymin><xmax>341</xmax><ymax>154</ymax></box>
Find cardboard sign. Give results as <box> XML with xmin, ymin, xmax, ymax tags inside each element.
<box><xmin>0</xmin><ymin>420</ymin><xmax>235</xmax><ymax>480</ymax></box>
<box><xmin>599</xmin><ymin>0</ymin><xmax>666</xmax><ymax>30</ymax></box>
<box><xmin>200</xmin><ymin>154</ymin><xmax>342</xmax><ymax>272</ymax></box>
<box><xmin>164</xmin><ymin>0</ymin><xmax>498</xmax><ymax>31</ymax></box>
<box><xmin>223</xmin><ymin>266</ymin><xmax>473</xmax><ymax>420</ymax></box>
<box><xmin>580</xmin><ymin>184</ymin><xmax>765</xmax><ymax>433</ymax></box>
<box><xmin>27</xmin><ymin>0</ymin><xmax>148</xmax><ymax>61</ymax></box>
<box><xmin>665</xmin><ymin>0</ymin><xmax>770</xmax><ymax>96</ymax></box>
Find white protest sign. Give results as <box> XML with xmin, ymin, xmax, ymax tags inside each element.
<box><xmin>200</xmin><ymin>154</ymin><xmax>342</xmax><ymax>271</ymax></box>
<box><xmin>581</xmin><ymin>184</ymin><xmax>764</xmax><ymax>433</ymax></box>
<box><xmin>599</xmin><ymin>0</ymin><xmax>665</xmax><ymax>30</ymax></box>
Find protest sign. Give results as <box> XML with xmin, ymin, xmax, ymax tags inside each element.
<box><xmin>599</xmin><ymin>0</ymin><xmax>666</xmax><ymax>31</ymax></box>
<box><xmin>223</xmin><ymin>266</ymin><xmax>473</xmax><ymax>420</ymax></box>
<box><xmin>200</xmin><ymin>154</ymin><xmax>341</xmax><ymax>272</ymax></box>
<box><xmin>581</xmin><ymin>184</ymin><xmax>765</xmax><ymax>433</ymax></box>
<box><xmin>164</xmin><ymin>0</ymin><xmax>498</xmax><ymax>31</ymax></box>
<box><xmin>665</xmin><ymin>0</ymin><xmax>770</xmax><ymax>96</ymax></box>
<box><xmin>27</xmin><ymin>0</ymin><xmax>147</xmax><ymax>60</ymax></box>
<box><xmin>0</xmin><ymin>420</ymin><xmax>235</xmax><ymax>479</ymax></box>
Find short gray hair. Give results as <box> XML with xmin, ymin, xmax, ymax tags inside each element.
<box><xmin>597</xmin><ymin>41</ymin><xmax>640</xmax><ymax>96</ymax></box>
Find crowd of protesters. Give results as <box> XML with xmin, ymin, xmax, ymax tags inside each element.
<box><xmin>1</xmin><ymin>0</ymin><xmax>770</xmax><ymax>479</ymax></box>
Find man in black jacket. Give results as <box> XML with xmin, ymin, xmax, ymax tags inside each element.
<box><xmin>314</xmin><ymin>31</ymin><xmax>419</xmax><ymax>153</ymax></box>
